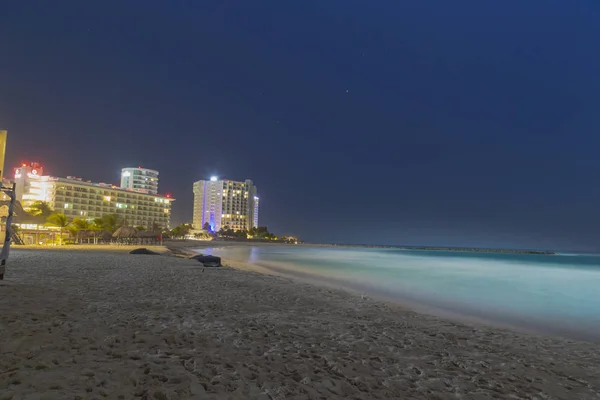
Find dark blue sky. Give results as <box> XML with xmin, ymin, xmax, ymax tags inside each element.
<box><xmin>1</xmin><ymin>1</ymin><xmax>600</xmax><ymax>250</ymax></box>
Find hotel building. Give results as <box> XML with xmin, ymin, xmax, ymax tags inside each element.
<box><xmin>120</xmin><ymin>167</ymin><xmax>159</xmax><ymax>195</ymax></box>
<box><xmin>15</xmin><ymin>163</ymin><xmax>174</xmax><ymax>229</ymax></box>
<box><xmin>14</xmin><ymin>162</ymin><xmax>43</xmax><ymax>203</ymax></box>
<box><xmin>193</xmin><ymin>177</ymin><xmax>258</xmax><ymax>232</ymax></box>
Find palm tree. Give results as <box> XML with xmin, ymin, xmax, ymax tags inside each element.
<box><xmin>46</xmin><ymin>213</ymin><xmax>71</xmax><ymax>245</ymax></box>
<box><xmin>72</xmin><ymin>218</ymin><xmax>91</xmax><ymax>231</ymax></box>
<box><xmin>99</xmin><ymin>213</ymin><xmax>121</xmax><ymax>233</ymax></box>
<box><xmin>71</xmin><ymin>218</ymin><xmax>91</xmax><ymax>244</ymax></box>
<box><xmin>91</xmin><ymin>218</ymin><xmax>104</xmax><ymax>244</ymax></box>
<box><xmin>66</xmin><ymin>225</ymin><xmax>79</xmax><ymax>242</ymax></box>
<box><xmin>28</xmin><ymin>201</ymin><xmax>54</xmax><ymax>218</ymax></box>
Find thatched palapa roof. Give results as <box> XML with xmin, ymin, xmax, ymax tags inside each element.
<box><xmin>0</xmin><ymin>200</ymin><xmax>46</xmax><ymax>225</ymax></box>
<box><xmin>112</xmin><ymin>226</ymin><xmax>137</xmax><ymax>238</ymax></box>
<box><xmin>100</xmin><ymin>231</ymin><xmax>113</xmax><ymax>241</ymax></box>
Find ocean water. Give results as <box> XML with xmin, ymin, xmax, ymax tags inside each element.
<box><xmin>200</xmin><ymin>245</ymin><xmax>600</xmax><ymax>340</ymax></box>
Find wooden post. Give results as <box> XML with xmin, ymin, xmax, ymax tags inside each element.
<box><xmin>0</xmin><ymin>183</ymin><xmax>16</xmax><ymax>279</ymax></box>
<box><xmin>0</xmin><ymin>130</ymin><xmax>6</xmax><ymax>183</ymax></box>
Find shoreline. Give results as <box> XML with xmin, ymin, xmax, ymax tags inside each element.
<box><xmin>167</xmin><ymin>241</ymin><xmax>600</xmax><ymax>343</ymax></box>
<box><xmin>220</xmin><ymin>258</ymin><xmax>547</xmax><ymax>338</ymax></box>
<box><xmin>15</xmin><ymin>242</ymin><xmax>590</xmax><ymax>342</ymax></box>
<box><xmin>3</xmin><ymin>246</ymin><xmax>600</xmax><ymax>398</ymax></box>
<box><xmin>176</xmin><ymin>239</ymin><xmax>557</xmax><ymax>255</ymax></box>
<box><xmin>307</xmin><ymin>244</ymin><xmax>556</xmax><ymax>255</ymax></box>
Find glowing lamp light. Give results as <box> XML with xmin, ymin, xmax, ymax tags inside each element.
<box><xmin>210</xmin><ymin>176</ymin><xmax>218</xmax><ymax>182</ymax></box>
<box><xmin>31</xmin><ymin>169</ymin><xmax>38</xmax><ymax>175</ymax></box>
<box><xmin>122</xmin><ymin>171</ymin><xmax>131</xmax><ymax>177</ymax></box>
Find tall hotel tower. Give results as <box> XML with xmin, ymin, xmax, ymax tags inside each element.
<box><xmin>120</xmin><ymin>167</ymin><xmax>159</xmax><ymax>195</ymax></box>
<box><xmin>193</xmin><ymin>177</ymin><xmax>258</xmax><ymax>232</ymax></box>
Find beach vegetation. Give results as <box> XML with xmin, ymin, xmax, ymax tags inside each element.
<box><xmin>67</xmin><ymin>218</ymin><xmax>93</xmax><ymax>244</ymax></box>
<box><xmin>247</xmin><ymin>226</ymin><xmax>278</xmax><ymax>240</ymax></box>
<box><xmin>27</xmin><ymin>200</ymin><xmax>54</xmax><ymax>218</ymax></box>
<box><xmin>193</xmin><ymin>231</ymin><xmax>213</xmax><ymax>240</ymax></box>
<box><xmin>46</xmin><ymin>213</ymin><xmax>71</xmax><ymax>245</ymax></box>
<box><xmin>96</xmin><ymin>213</ymin><xmax>121</xmax><ymax>233</ymax></box>
<box><xmin>90</xmin><ymin>218</ymin><xmax>105</xmax><ymax>244</ymax></box>
<box><xmin>215</xmin><ymin>225</ymin><xmax>286</xmax><ymax>241</ymax></box>
<box><xmin>169</xmin><ymin>223</ymin><xmax>193</xmax><ymax>239</ymax></box>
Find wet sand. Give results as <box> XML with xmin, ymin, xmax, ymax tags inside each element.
<box><xmin>1</xmin><ymin>246</ymin><xmax>599</xmax><ymax>399</ymax></box>
<box><xmin>170</xmin><ymin>241</ymin><xmax>600</xmax><ymax>342</ymax></box>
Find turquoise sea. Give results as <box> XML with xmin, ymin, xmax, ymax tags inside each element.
<box><xmin>200</xmin><ymin>246</ymin><xmax>600</xmax><ymax>341</ymax></box>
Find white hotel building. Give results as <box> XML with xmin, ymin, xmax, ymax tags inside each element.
<box><xmin>14</xmin><ymin>163</ymin><xmax>174</xmax><ymax>229</ymax></box>
<box><xmin>193</xmin><ymin>177</ymin><xmax>258</xmax><ymax>232</ymax></box>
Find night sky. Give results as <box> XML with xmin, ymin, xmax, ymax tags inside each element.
<box><xmin>2</xmin><ymin>1</ymin><xmax>600</xmax><ymax>251</ymax></box>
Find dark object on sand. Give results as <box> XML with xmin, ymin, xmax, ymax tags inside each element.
<box><xmin>190</xmin><ymin>254</ymin><xmax>221</xmax><ymax>267</ymax></box>
<box><xmin>129</xmin><ymin>248</ymin><xmax>160</xmax><ymax>255</ymax></box>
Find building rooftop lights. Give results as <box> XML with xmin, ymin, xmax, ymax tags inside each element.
<box><xmin>210</xmin><ymin>176</ymin><xmax>218</xmax><ymax>182</ymax></box>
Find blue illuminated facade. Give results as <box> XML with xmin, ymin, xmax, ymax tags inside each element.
<box><xmin>193</xmin><ymin>177</ymin><xmax>258</xmax><ymax>232</ymax></box>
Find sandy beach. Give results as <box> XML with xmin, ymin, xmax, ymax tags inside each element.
<box><xmin>1</xmin><ymin>246</ymin><xmax>599</xmax><ymax>399</ymax></box>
